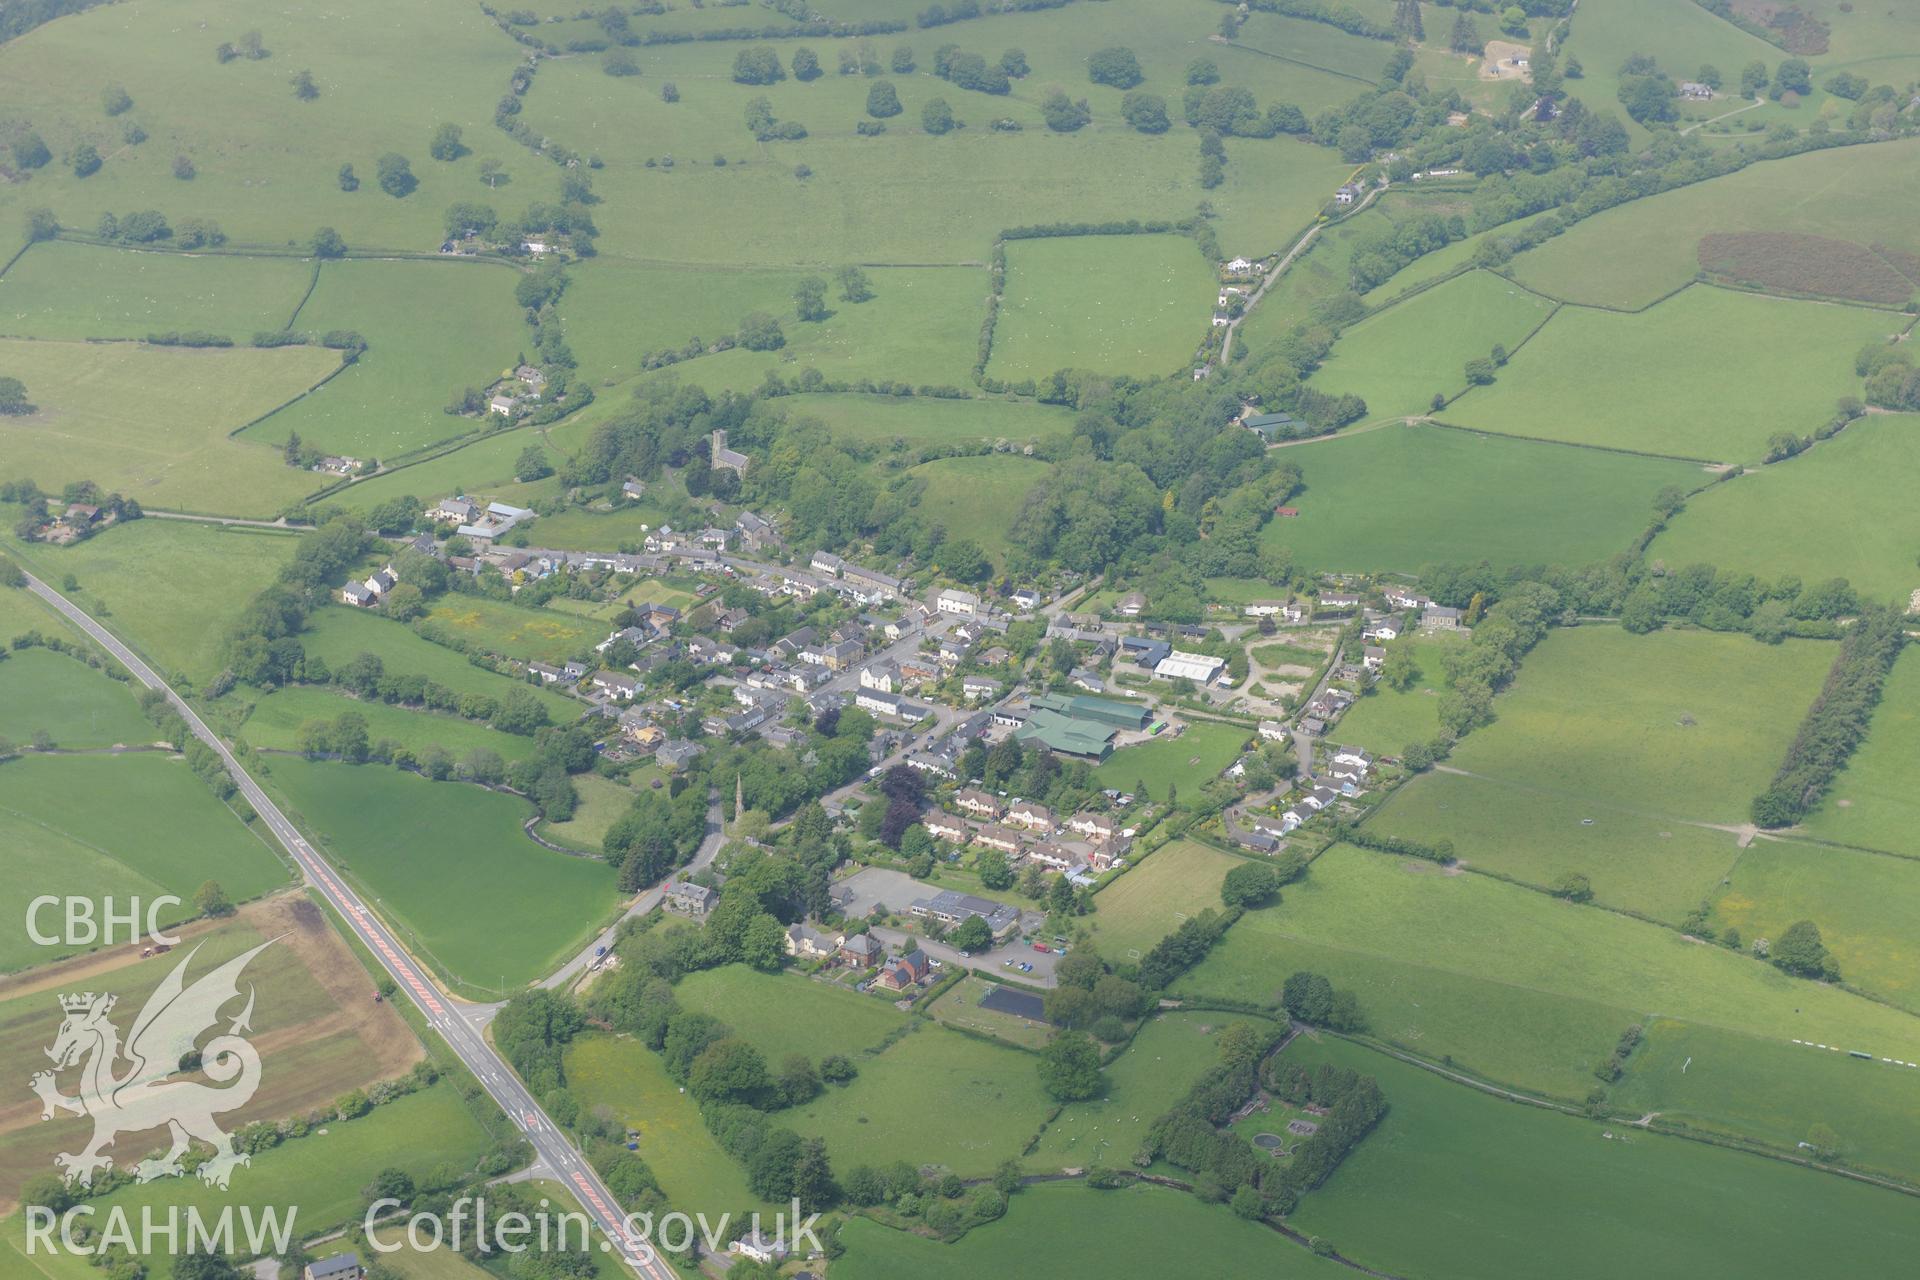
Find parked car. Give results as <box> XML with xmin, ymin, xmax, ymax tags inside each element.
<box><xmin>1032</xmin><ymin>942</ymin><xmax>1050</xmax><ymax>953</ymax></box>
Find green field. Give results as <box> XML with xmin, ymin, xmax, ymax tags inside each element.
<box><xmin>835</xmin><ymin>1180</ymin><xmax>1347</xmax><ymax>1280</ymax></box>
<box><xmin>1028</xmin><ymin>1011</ymin><xmax>1242</xmax><ymax>1168</ymax></box>
<box><xmin>537</xmin><ymin>772</ymin><xmax>634</xmax><ymax>852</ymax></box>
<box><xmin>1510</xmin><ymin>139</ymin><xmax>1920</xmax><ymax>309</ymax></box>
<box><xmin>1281</xmin><ymin>1035</ymin><xmax>1920</xmax><ymax>1280</ymax></box>
<box><xmin>1651</xmin><ymin>413</ymin><xmax>1920</xmax><ymax>602</ymax></box>
<box><xmin>1237</xmin><ymin>205</ymin><xmax>1394</xmax><ymax>354</ymax></box>
<box><xmin>1368</xmin><ymin>770</ymin><xmax>1744</xmax><ymax>924</ymax></box>
<box><xmin>240</xmin><ymin>259</ymin><xmax>527</xmax><ymax>459</ymax></box>
<box><xmin>1607</xmin><ymin>1016</ymin><xmax>1920</xmax><ymax>1187</ymax></box>
<box><xmin>1</xmin><ymin>1085</ymin><xmax>488</xmax><ymax>1280</ymax></box>
<box><xmin>0</xmin><ymin>336</ymin><xmax>339</xmax><ymax>515</ymax></box>
<box><xmin>1311</xmin><ymin>270</ymin><xmax>1556</xmax><ymax>418</ymax></box>
<box><xmin>1329</xmin><ymin>633</ymin><xmax>1465</xmax><ymax>753</ymax></box>
<box><xmin>787</xmin><ymin>1023</ymin><xmax>1052</xmax><ymax>1174</ymax></box>
<box><xmin>235</xmin><ymin>683</ymin><xmax>538</xmax><ymax>761</ymax></box>
<box><xmin>267</xmin><ymin>757</ymin><xmax>618</xmax><ymax>992</ymax></box>
<box><xmin>564</xmin><ymin>1034</ymin><xmax>769</xmax><ymax>1217</ymax></box>
<box><xmin>988</xmin><ymin>235</ymin><xmax>1214</xmax><ymax>381</ymax></box>
<box><xmin>0</xmin><ymin>646</ymin><xmax>151</xmax><ymax>747</ymax></box>
<box><xmin>1446</xmin><ymin>626</ymin><xmax>1833</xmax><ymax>825</ymax></box>
<box><xmin>1233</xmin><ymin>9</ymin><xmax>1394</xmax><ymax>84</ymax></box>
<box><xmin>672</xmin><ymin>964</ymin><xmax>905</xmax><ymax>1064</ymax></box>
<box><xmin>1087</xmin><ymin>839</ymin><xmax>1247</xmax><ymax>961</ymax></box>
<box><xmin>0</xmin><ymin>241</ymin><xmax>315</xmax><ymax>340</ymax></box>
<box><xmin>1556</xmin><ymin>0</ymin><xmax>1781</xmax><ymax>148</ymax></box>
<box><xmin>903</xmin><ymin>454</ymin><xmax>1050</xmax><ymax>564</ymax></box>
<box><xmin>562</xmin><ymin>263</ymin><xmax>985</xmax><ymax>391</ymax></box>
<box><xmin>422</xmin><ymin>595</ymin><xmax>603</xmax><ymax>664</ymax></box>
<box><xmin>1711</xmin><ymin>840</ymin><xmax>1920</xmax><ymax>1011</ymax></box>
<box><xmin>324</xmin><ymin>426</ymin><xmax>566</xmax><ymax>517</ymax></box>
<box><xmin>0</xmin><ymin>0</ymin><xmax>535</xmax><ymax>252</ymax></box>
<box><xmin>1447</xmin><ymin>286</ymin><xmax>1898</xmax><ymax>462</ymax></box>
<box><xmin>1091</xmin><ymin>721</ymin><xmax>1250</xmax><ymax>798</ymax></box>
<box><xmin>1800</xmin><ymin>644</ymin><xmax>1920</xmax><ymax>857</ymax></box>
<box><xmin>1182</xmin><ymin>844</ymin><xmax>1920</xmax><ymax>1101</ymax></box>
<box><xmin>513</xmin><ymin>0</ymin><xmax>1350</xmax><ymax>265</ymax></box>
<box><xmin>298</xmin><ymin>606</ymin><xmax>579</xmax><ymax>720</ymax></box>
<box><xmin>0</xmin><ymin>753</ymin><xmax>289</xmax><ymax>971</ymax></box>
<box><xmin>7</xmin><ymin>519</ymin><xmax>301</xmax><ymax>684</ymax></box>
<box><xmin>1263</xmin><ymin>425</ymin><xmax>1704</xmax><ymax>573</ymax></box>
<box><xmin>783</xmin><ymin>392</ymin><xmax>1077</xmax><ymax>449</ymax></box>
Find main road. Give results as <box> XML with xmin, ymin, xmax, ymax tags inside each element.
<box><xmin>21</xmin><ymin>572</ymin><xmax>670</xmax><ymax>1280</ymax></box>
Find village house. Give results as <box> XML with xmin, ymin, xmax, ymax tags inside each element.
<box><xmin>873</xmin><ymin>948</ymin><xmax>932</xmax><ymax>991</ymax></box>
<box><xmin>838</xmin><ymin>933</ymin><xmax>881</xmax><ymax>969</ymax></box>
<box><xmin>923</xmin><ymin>811</ymin><xmax>970</xmax><ymax>843</ymax></box>
<box><xmin>855</xmin><ymin>688</ymin><xmax>929</xmax><ymax>721</ymax></box>
<box><xmin>1010</xmin><ymin>586</ymin><xmax>1042</xmax><ymax>611</ymax></box>
<box><xmin>1362</xmin><ymin>616</ymin><xmax>1403</xmax><ymax>642</ymax></box>
<box><xmin>590</xmin><ymin>670</ymin><xmax>641</xmax><ymax>701</ymax></box>
<box><xmin>1334</xmin><ymin>183</ymin><xmax>1362</xmax><ymax>205</ymax></box>
<box><xmin>1027</xmin><ymin>842</ymin><xmax>1078</xmax><ymax>872</ymax></box>
<box><xmin>810</xmin><ymin>549</ymin><xmax>847</xmax><ymax>577</ymax></box>
<box><xmin>1068</xmin><ymin>668</ymin><xmax>1105</xmax><ymax>694</ymax></box>
<box><xmin>1068</xmin><ymin>811</ymin><xmax>1116</xmax><ymax>841</ymax></box>
<box><xmin>1422</xmin><ymin>604</ymin><xmax>1464</xmax><ymax>630</ymax></box>
<box><xmin>785</xmin><ymin>923</ymin><xmax>841</xmax><ymax>961</ymax></box>
<box><xmin>734</xmin><ymin>509</ymin><xmax>781</xmax><ymax>552</ymax></box>
<box><xmin>663</xmin><ymin>880</ymin><xmax>719</xmax><ymax>919</ymax></box>
<box><xmin>729</xmin><ymin>1230</ymin><xmax>787</xmax><ymax>1266</ymax></box>
<box><xmin>859</xmin><ymin>660</ymin><xmax>901</xmax><ymax>693</ymax></box>
<box><xmin>935</xmin><ymin>588</ymin><xmax>981</xmax><ymax>618</ymax></box>
<box><xmin>1006</xmin><ymin>799</ymin><xmax>1055</xmax><ymax>834</ymax></box>
<box><xmin>1116</xmin><ymin>591</ymin><xmax>1147</xmax><ymax>617</ymax></box>
<box><xmin>962</xmin><ymin>674</ymin><xmax>1002</xmax><ymax>701</ymax></box>
<box><xmin>1385</xmin><ymin>587</ymin><xmax>1432</xmax><ymax>610</ymax></box>
<box><xmin>972</xmin><ymin>824</ymin><xmax>1023</xmax><ymax>855</ymax></box>
<box><xmin>1243</xmin><ymin>600</ymin><xmax>1290</xmax><ymax>617</ymax></box>
<box><xmin>956</xmin><ymin>788</ymin><xmax>1002</xmax><ymax>818</ymax></box>
<box><xmin>1258</xmin><ymin>719</ymin><xmax>1290</xmax><ymax>743</ymax></box>
<box><xmin>1319</xmin><ymin>591</ymin><xmax>1363</xmax><ymax>611</ymax></box>
<box><xmin>1363</xmin><ymin>645</ymin><xmax>1387</xmax><ymax>671</ymax></box>
<box><xmin>305</xmin><ymin>1254</ymin><xmax>363</xmax><ymax>1280</ymax></box>
<box><xmin>655</xmin><ymin>739</ymin><xmax>706</xmax><ymax>770</ymax></box>
<box><xmin>1332</xmin><ymin>745</ymin><xmax>1373</xmax><ymax>771</ymax></box>
<box><xmin>1680</xmin><ymin>80</ymin><xmax>1714</xmax><ymax>100</ymax></box>
<box><xmin>527</xmin><ymin>661</ymin><xmax>565</xmax><ymax>684</ymax></box>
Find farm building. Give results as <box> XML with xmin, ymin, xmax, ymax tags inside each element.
<box><xmin>1155</xmin><ymin>650</ymin><xmax>1226</xmax><ymax>683</ymax></box>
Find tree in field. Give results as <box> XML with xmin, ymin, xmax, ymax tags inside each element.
<box><xmin>688</xmin><ymin>1037</ymin><xmax>772</xmax><ymax>1105</ymax></box>
<box><xmin>941</xmin><ymin>537</ymin><xmax>991</xmax><ymax>583</ymax></box>
<box><xmin>310</xmin><ymin>226</ymin><xmax>347</xmax><ymax>258</ymax></box>
<box><xmin>72</xmin><ymin>145</ymin><xmax>102</xmax><ymax>178</ymax></box>
<box><xmin>660</xmin><ymin>81</ymin><xmax>679</xmax><ymax>103</ymax></box>
<box><xmin>1042</xmin><ymin>90</ymin><xmax>1090</xmax><ymax>132</ymax></box>
<box><xmin>1087</xmin><ymin>45</ymin><xmax>1143</xmax><ymax>89</ymax></box>
<box><xmin>1770</xmin><ymin>57</ymin><xmax>1812</xmax><ymax>99</ymax></box>
<box><xmin>291</xmin><ymin>69</ymin><xmax>318</xmax><ymax>100</ymax></box>
<box><xmin>1448</xmin><ymin>13</ymin><xmax>1482</xmax><ymax>54</ymax></box>
<box><xmin>194</xmin><ymin>880</ymin><xmax>234</xmax><ymax>918</ymax></box>
<box><xmin>1037</xmin><ymin>1030</ymin><xmax>1103</xmax><ymax>1100</ymax></box>
<box><xmin>0</xmin><ymin>377</ymin><xmax>35</xmax><ymax>416</ymax></box>
<box><xmin>891</xmin><ymin>44</ymin><xmax>915</xmax><ymax>73</ymax></box>
<box><xmin>1739</xmin><ymin>60</ymin><xmax>1768</xmax><ymax>97</ymax></box>
<box><xmin>12</xmin><ymin>132</ymin><xmax>50</xmax><ymax>170</ymax></box>
<box><xmin>975</xmin><ymin>846</ymin><xmax>1014</xmax><ymax>889</ymax></box>
<box><xmin>1393</xmin><ymin>0</ymin><xmax>1424</xmax><ymax>40</ymax></box>
<box><xmin>102</xmin><ymin>85</ymin><xmax>133</xmax><ymax>116</ymax></box>
<box><xmin>836</xmin><ymin>264</ymin><xmax>874</xmax><ymax>302</ymax></box>
<box><xmin>1806</xmin><ymin>1122</ymin><xmax>1841</xmax><ymax>1161</ymax></box>
<box><xmin>337</xmin><ymin>162</ymin><xmax>359</xmax><ymax>191</ymax></box>
<box><xmin>794</xmin><ymin>276</ymin><xmax>829</xmax><ymax>322</ymax></box>
<box><xmin>921</xmin><ymin>96</ymin><xmax>956</xmax><ymax>133</ymax></box>
<box><xmin>25</xmin><ymin>208</ymin><xmax>57</xmax><ymax>241</ymax></box>
<box><xmin>1120</xmin><ymin>90</ymin><xmax>1169</xmax><ymax>133</ymax></box>
<box><xmin>1186</xmin><ymin>57</ymin><xmax>1219</xmax><ymax>85</ymax></box>
<box><xmin>1550</xmin><ymin>872</ymin><xmax>1593</xmax><ymax>903</ymax></box>
<box><xmin>737</xmin><ymin>311</ymin><xmax>785</xmax><ymax>351</ymax></box>
<box><xmin>1000</xmin><ymin>48</ymin><xmax>1029</xmax><ymax>78</ymax></box>
<box><xmin>515</xmin><ymin>444</ymin><xmax>552</xmax><ymax>481</ymax></box>
<box><xmin>376</xmin><ymin>153</ymin><xmax>416</xmax><ymax>197</ymax></box>
<box><xmin>429</xmin><ymin>123</ymin><xmax>465</xmax><ymax>161</ymax></box>
<box><xmin>791</xmin><ymin>46</ymin><xmax>821</xmax><ymax>81</ymax></box>
<box><xmin>866</xmin><ymin>79</ymin><xmax>902</xmax><ymax>118</ymax></box>
<box><xmin>732</xmin><ymin>46</ymin><xmax>785</xmax><ymax>85</ymax></box>
<box><xmin>171</xmin><ymin>153</ymin><xmax>196</xmax><ymax>180</ymax></box>
<box><xmin>1380</xmin><ymin>644</ymin><xmax>1418</xmax><ymax>692</ymax></box>
<box><xmin>1221</xmin><ymin>862</ymin><xmax>1281</xmax><ymax>908</ymax></box>
<box><xmin>1771</xmin><ymin>920</ymin><xmax>1836</xmax><ymax>980</ymax></box>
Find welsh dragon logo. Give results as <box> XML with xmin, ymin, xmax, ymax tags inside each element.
<box><xmin>30</xmin><ymin>940</ymin><xmax>274</xmax><ymax>1190</ymax></box>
